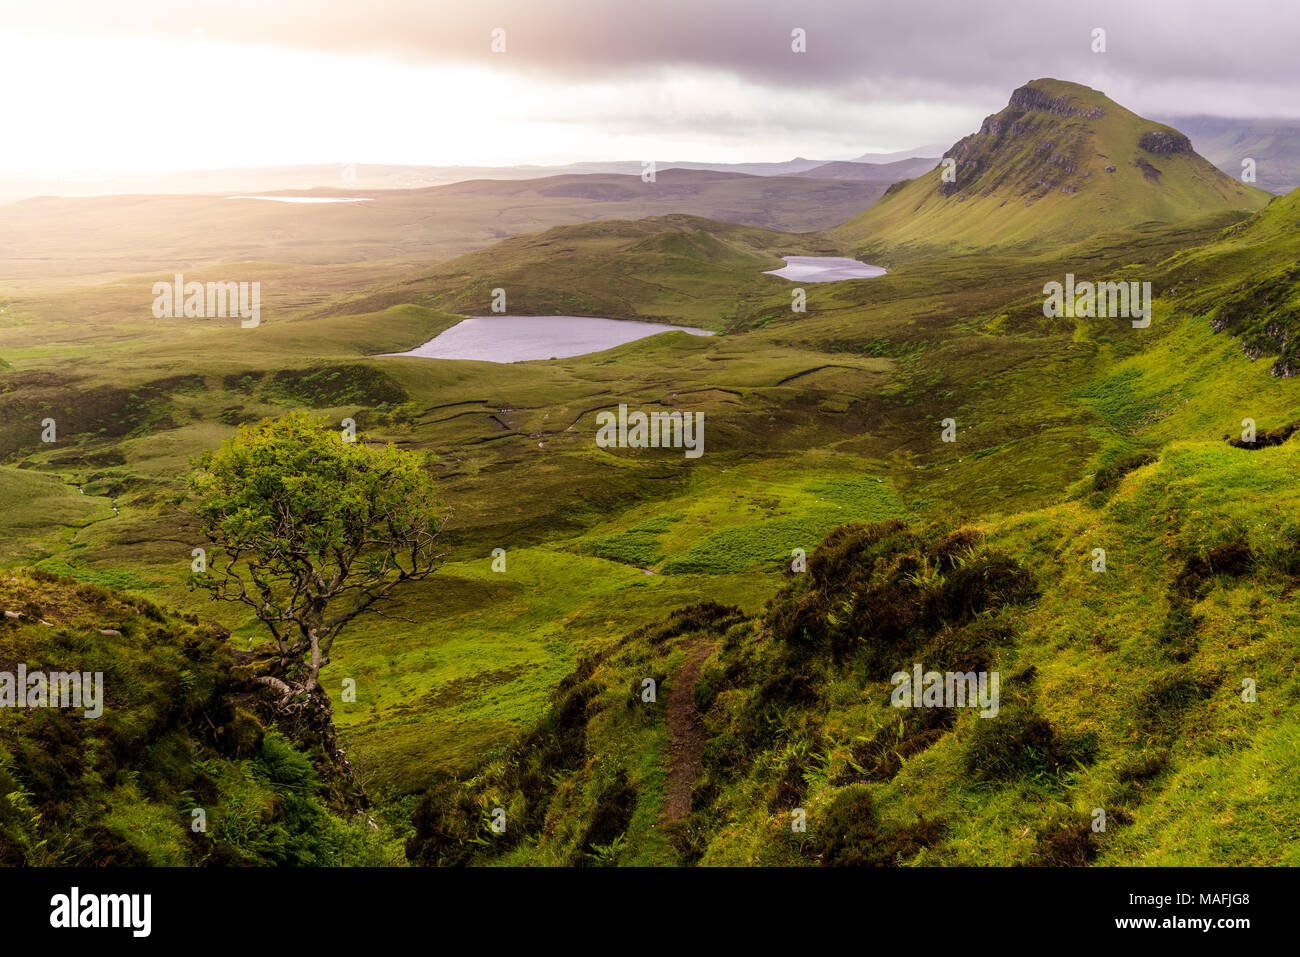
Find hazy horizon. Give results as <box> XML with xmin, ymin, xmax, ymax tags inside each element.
<box><xmin>6</xmin><ymin>0</ymin><xmax>1300</xmax><ymax>176</ymax></box>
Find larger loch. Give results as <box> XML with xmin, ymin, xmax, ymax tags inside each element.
<box><xmin>381</xmin><ymin>315</ymin><xmax>714</xmax><ymax>363</ymax></box>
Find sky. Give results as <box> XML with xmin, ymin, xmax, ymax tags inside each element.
<box><xmin>3</xmin><ymin>0</ymin><xmax>1299</xmax><ymax>173</ymax></box>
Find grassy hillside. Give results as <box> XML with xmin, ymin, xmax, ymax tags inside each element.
<box><xmin>380</xmin><ymin>213</ymin><xmax>841</xmax><ymax>328</ymax></box>
<box><xmin>0</xmin><ymin>569</ymin><xmax>398</xmax><ymax>865</ymax></box>
<box><xmin>404</xmin><ymin>184</ymin><xmax>1300</xmax><ymax>864</ymax></box>
<box><xmin>1156</xmin><ymin>188</ymin><xmax>1300</xmax><ymax>375</ymax></box>
<box><xmin>834</xmin><ymin>79</ymin><xmax>1269</xmax><ymax>260</ymax></box>
<box><xmin>411</xmin><ymin>432</ymin><xmax>1300</xmax><ymax>865</ymax></box>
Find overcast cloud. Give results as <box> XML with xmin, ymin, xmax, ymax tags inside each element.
<box><xmin>4</xmin><ymin>0</ymin><xmax>1297</xmax><ymax>172</ymax></box>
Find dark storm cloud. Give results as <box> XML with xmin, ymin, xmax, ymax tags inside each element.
<box><xmin>16</xmin><ymin>0</ymin><xmax>1300</xmax><ymax>116</ymax></box>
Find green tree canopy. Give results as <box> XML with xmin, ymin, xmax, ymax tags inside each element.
<box><xmin>189</xmin><ymin>411</ymin><xmax>445</xmax><ymax>703</ymax></box>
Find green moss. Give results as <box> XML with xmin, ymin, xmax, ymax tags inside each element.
<box><xmin>0</xmin><ymin>570</ymin><xmax>399</xmax><ymax>866</ymax></box>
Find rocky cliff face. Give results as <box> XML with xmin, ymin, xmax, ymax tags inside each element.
<box><xmin>1007</xmin><ymin>84</ymin><xmax>1106</xmax><ymax>119</ymax></box>
<box><xmin>1138</xmin><ymin>130</ymin><xmax>1194</xmax><ymax>154</ymax></box>
<box><xmin>938</xmin><ymin>87</ymin><xmax>1096</xmax><ymax>200</ymax></box>
<box><xmin>936</xmin><ymin>84</ymin><xmax>1202</xmax><ymax>203</ymax></box>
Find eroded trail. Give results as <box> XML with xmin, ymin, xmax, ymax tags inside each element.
<box><xmin>663</xmin><ymin>638</ymin><xmax>717</xmax><ymax>822</ymax></box>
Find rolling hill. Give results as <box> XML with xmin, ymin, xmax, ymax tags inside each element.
<box><xmin>0</xmin><ymin>169</ymin><xmax>894</xmax><ymax>280</ymax></box>
<box><xmin>373</xmin><ymin>213</ymin><xmax>841</xmax><ymax>328</ymax></box>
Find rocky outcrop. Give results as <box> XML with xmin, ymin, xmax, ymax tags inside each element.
<box><xmin>941</xmin><ymin>111</ymin><xmax>1088</xmax><ymax>199</ymax></box>
<box><xmin>1135</xmin><ymin>157</ymin><xmax>1163</xmax><ymax>180</ymax></box>
<box><xmin>1138</xmin><ymin>130</ymin><xmax>1193</xmax><ymax>155</ymax></box>
<box><xmin>1008</xmin><ymin>84</ymin><xmax>1105</xmax><ymax>119</ymax></box>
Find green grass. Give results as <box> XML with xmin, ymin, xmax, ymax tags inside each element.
<box><xmin>658</xmin><ymin>475</ymin><xmax>910</xmax><ymax>574</ymax></box>
<box><xmin>5</xmin><ymin>191</ymin><xmax>1296</xmax><ymax>811</ymax></box>
<box><xmin>0</xmin><ymin>466</ymin><xmax>111</xmax><ymax>564</ymax></box>
<box><xmin>0</xmin><ymin>569</ymin><xmax>402</xmax><ymax>865</ymax></box>
<box><xmin>1</xmin><ymin>109</ymin><xmax>1299</xmax><ymax>865</ymax></box>
<box><xmin>418</xmin><ymin>433</ymin><xmax>1300</xmax><ymax>866</ymax></box>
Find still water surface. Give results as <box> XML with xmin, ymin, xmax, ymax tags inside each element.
<box><xmin>382</xmin><ymin>315</ymin><xmax>714</xmax><ymax>363</ymax></box>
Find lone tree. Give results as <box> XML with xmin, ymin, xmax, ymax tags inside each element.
<box><xmin>189</xmin><ymin>411</ymin><xmax>445</xmax><ymax>708</ymax></box>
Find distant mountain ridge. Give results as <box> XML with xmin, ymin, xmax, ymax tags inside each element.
<box><xmin>0</xmin><ymin>148</ymin><xmax>945</xmax><ymax>206</ymax></box>
<box><xmin>1157</xmin><ymin>114</ymin><xmax>1300</xmax><ymax>195</ymax></box>
<box><xmin>0</xmin><ymin>168</ymin><xmax>892</xmax><ymax>279</ymax></box>
<box><xmin>794</xmin><ymin>157</ymin><xmax>938</xmax><ymax>180</ymax></box>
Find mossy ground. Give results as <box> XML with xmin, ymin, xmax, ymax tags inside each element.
<box><xmin>0</xmin><ymin>570</ymin><xmax>402</xmax><ymax>865</ymax></box>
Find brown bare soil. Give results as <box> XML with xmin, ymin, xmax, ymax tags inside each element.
<box><xmin>663</xmin><ymin>638</ymin><xmax>717</xmax><ymax>821</ymax></box>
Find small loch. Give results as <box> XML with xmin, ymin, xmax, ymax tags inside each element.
<box><xmin>764</xmin><ymin>256</ymin><xmax>887</xmax><ymax>281</ymax></box>
<box><xmin>226</xmin><ymin>196</ymin><xmax>375</xmax><ymax>204</ymax></box>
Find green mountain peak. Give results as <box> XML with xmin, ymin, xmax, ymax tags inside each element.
<box><xmin>833</xmin><ymin>78</ymin><xmax>1270</xmax><ymax>258</ymax></box>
